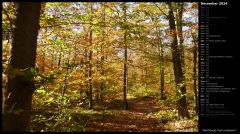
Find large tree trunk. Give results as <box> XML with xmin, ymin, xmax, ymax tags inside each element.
<box><xmin>177</xmin><ymin>3</ymin><xmax>185</xmax><ymax>73</ymax></box>
<box><xmin>167</xmin><ymin>2</ymin><xmax>190</xmax><ymax>119</ymax></box>
<box><xmin>123</xmin><ymin>3</ymin><xmax>128</xmax><ymax>109</ymax></box>
<box><xmin>88</xmin><ymin>3</ymin><xmax>93</xmax><ymax>109</ymax></box>
<box><xmin>3</xmin><ymin>3</ymin><xmax>41</xmax><ymax>131</ymax></box>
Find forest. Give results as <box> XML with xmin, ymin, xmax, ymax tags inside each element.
<box><xmin>2</xmin><ymin>2</ymin><xmax>198</xmax><ymax>132</ymax></box>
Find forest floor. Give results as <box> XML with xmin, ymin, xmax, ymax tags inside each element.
<box><xmin>85</xmin><ymin>96</ymin><xmax>163</xmax><ymax>132</ymax></box>
<box><xmin>31</xmin><ymin>95</ymin><xmax>198</xmax><ymax>132</ymax></box>
<box><xmin>83</xmin><ymin>96</ymin><xmax>197</xmax><ymax>132</ymax></box>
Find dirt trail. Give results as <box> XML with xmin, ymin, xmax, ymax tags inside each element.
<box><xmin>85</xmin><ymin>97</ymin><xmax>164</xmax><ymax>132</ymax></box>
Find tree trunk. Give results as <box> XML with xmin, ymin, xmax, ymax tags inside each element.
<box><xmin>61</xmin><ymin>50</ymin><xmax>71</xmax><ymax>98</ymax></box>
<box><xmin>160</xmin><ymin>67</ymin><xmax>165</xmax><ymax>100</ymax></box>
<box><xmin>83</xmin><ymin>48</ymin><xmax>89</xmax><ymax>99</ymax></box>
<box><xmin>3</xmin><ymin>3</ymin><xmax>41</xmax><ymax>131</ymax></box>
<box><xmin>100</xmin><ymin>46</ymin><xmax>104</xmax><ymax>101</ymax></box>
<box><xmin>72</xmin><ymin>43</ymin><xmax>77</xmax><ymax>65</ymax></box>
<box><xmin>51</xmin><ymin>48</ymin><xmax>55</xmax><ymax>70</ymax></box>
<box><xmin>167</xmin><ymin>2</ymin><xmax>190</xmax><ymax>119</ymax></box>
<box><xmin>96</xmin><ymin>50</ymin><xmax>100</xmax><ymax>101</ymax></box>
<box><xmin>100</xmin><ymin>3</ymin><xmax>106</xmax><ymax>102</ymax></box>
<box><xmin>192</xmin><ymin>32</ymin><xmax>198</xmax><ymax>114</ymax></box>
<box><xmin>156</xmin><ymin>28</ymin><xmax>165</xmax><ymax>100</ymax></box>
<box><xmin>176</xmin><ymin>3</ymin><xmax>186</xmax><ymax>88</ymax></box>
<box><xmin>123</xmin><ymin>3</ymin><xmax>128</xmax><ymax>109</ymax></box>
<box><xmin>57</xmin><ymin>46</ymin><xmax>63</xmax><ymax>68</ymax></box>
<box><xmin>88</xmin><ymin>3</ymin><xmax>93</xmax><ymax>109</ymax></box>
<box><xmin>81</xmin><ymin>27</ymin><xmax>89</xmax><ymax>99</ymax></box>
<box><xmin>59</xmin><ymin>50</ymin><xmax>71</xmax><ymax>113</ymax></box>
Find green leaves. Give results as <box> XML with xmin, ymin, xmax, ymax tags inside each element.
<box><xmin>176</xmin><ymin>82</ymin><xmax>186</xmax><ymax>98</ymax></box>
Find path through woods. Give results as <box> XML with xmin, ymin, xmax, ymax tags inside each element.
<box><xmin>85</xmin><ymin>96</ymin><xmax>164</xmax><ymax>132</ymax></box>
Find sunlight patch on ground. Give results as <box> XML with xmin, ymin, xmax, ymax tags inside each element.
<box><xmin>127</xmin><ymin>93</ymin><xmax>137</xmax><ymax>99</ymax></box>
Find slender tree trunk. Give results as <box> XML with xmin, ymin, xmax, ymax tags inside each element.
<box><xmin>61</xmin><ymin>50</ymin><xmax>71</xmax><ymax>98</ymax></box>
<box><xmin>84</xmin><ymin>48</ymin><xmax>89</xmax><ymax>98</ymax></box>
<box><xmin>73</xmin><ymin>43</ymin><xmax>77</xmax><ymax>65</ymax></box>
<box><xmin>192</xmin><ymin>32</ymin><xmax>198</xmax><ymax>114</ymax></box>
<box><xmin>100</xmin><ymin>3</ymin><xmax>106</xmax><ymax>102</ymax></box>
<box><xmin>96</xmin><ymin>50</ymin><xmax>100</xmax><ymax>101</ymax></box>
<box><xmin>160</xmin><ymin>66</ymin><xmax>165</xmax><ymax>99</ymax></box>
<box><xmin>88</xmin><ymin>3</ymin><xmax>93</xmax><ymax>109</ymax></box>
<box><xmin>123</xmin><ymin>3</ymin><xmax>128</xmax><ymax>109</ymax></box>
<box><xmin>57</xmin><ymin>46</ymin><xmax>63</xmax><ymax>68</ymax></box>
<box><xmin>58</xmin><ymin>50</ymin><xmax>70</xmax><ymax>113</ymax></box>
<box><xmin>81</xmin><ymin>27</ymin><xmax>89</xmax><ymax>99</ymax></box>
<box><xmin>3</xmin><ymin>3</ymin><xmax>41</xmax><ymax>131</ymax></box>
<box><xmin>167</xmin><ymin>2</ymin><xmax>190</xmax><ymax>119</ymax></box>
<box><xmin>51</xmin><ymin>48</ymin><xmax>55</xmax><ymax>70</ymax></box>
<box><xmin>100</xmin><ymin>45</ymin><xmax>104</xmax><ymax>101</ymax></box>
<box><xmin>156</xmin><ymin>28</ymin><xmax>165</xmax><ymax>100</ymax></box>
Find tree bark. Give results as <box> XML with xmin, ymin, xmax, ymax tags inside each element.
<box><xmin>155</xmin><ymin>27</ymin><xmax>165</xmax><ymax>100</ymax></box>
<box><xmin>156</xmin><ymin>28</ymin><xmax>165</xmax><ymax>100</ymax></box>
<box><xmin>123</xmin><ymin>3</ymin><xmax>128</xmax><ymax>109</ymax></box>
<box><xmin>100</xmin><ymin>3</ymin><xmax>106</xmax><ymax>102</ymax></box>
<box><xmin>192</xmin><ymin>31</ymin><xmax>198</xmax><ymax>114</ymax></box>
<box><xmin>88</xmin><ymin>3</ymin><xmax>93</xmax><ymax>109</ymax></box>
<box><xmin>51</xmin><ymin>47</ymin><xmax>55</xmax><ymax>69</ymax></box>
<box><xmin>96</xmin><ymin>50</ymin><xmax>100</xmax><ymax>101</ymax></box>
<box><xmin>167</xmin><ymin>2</ymin><xmax>190</xmax><ymax>119</ymax></box>
<box><xmin>3</xmin><ymin>3</ymin><xmax>41</xmax><ymax>131</ymax></box>
<box><xmin>57</xmin><ymin>46</ymin><xmax>63</xmax><ymax>68</ymax></box>
<box><xmin>177</xmin><ymin>3</ymin><xmax>185</xmax><ymax>73</ymax></box>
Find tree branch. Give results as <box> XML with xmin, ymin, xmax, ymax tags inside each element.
<box><xmin>153</xmin><ymin>3</ymin><xmax>169</xmax><ymax>19</ymax></box>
